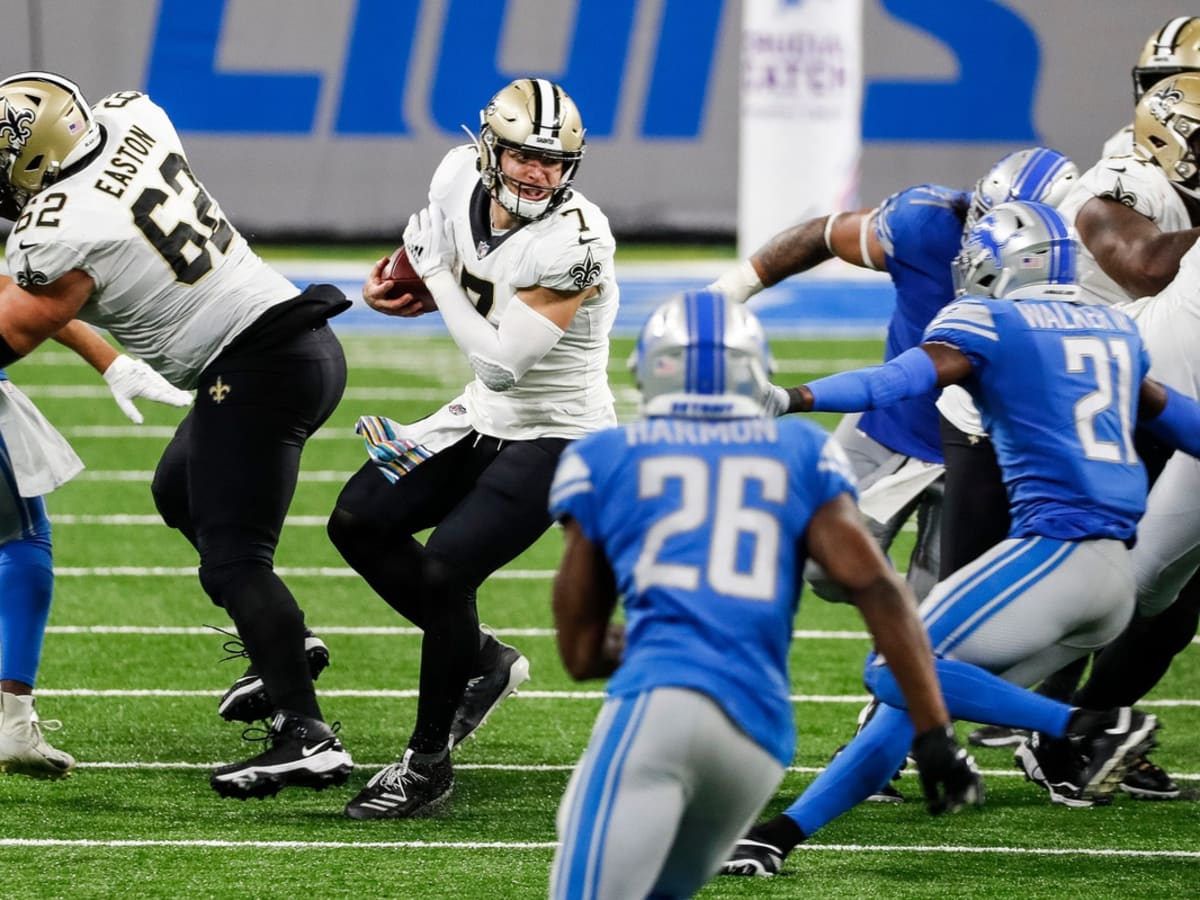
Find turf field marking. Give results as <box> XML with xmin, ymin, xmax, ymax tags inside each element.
<box><xmin>32</xmin><ymin>687</ymin><xmax>1200</xmax><ymax>709</ymax></box>
<box><xmin>56</xmin><ymin>761</ymin><xmax>1200</xmax><ymax>783</ymax></box>
<box><xmin>0</xmin><ymin>837</ymin><xmax>1196</xmax><ymax>858</ymax></box>
<box><xmin>50</xmin><ymin>566</ymin><xmax>554</xmax><ymax>577</ymax></box>
<box><xmin>45</xmin><ymin>625</ymin><xmax>873</xmax><ymax>640</ymax></box>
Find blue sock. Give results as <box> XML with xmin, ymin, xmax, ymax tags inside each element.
<box><xmin>0</xmin><ymin>533</ymin><xmax>54</xmax><ymax>686</ymax></box>
<box><xmin>865</xmin><ymin>657</ymin><xmax>1073</xmax><ymax>738</ymax></box>
<box><xmin>783</xmin><ymin>703</ymin><xmax>913</xmax><ymax>837</ymax></box>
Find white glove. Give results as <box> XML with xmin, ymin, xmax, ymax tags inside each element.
<box><xmin>403</xmin><ymin>204</ymin><xmax>455</xmax><ymax>279</ymax></box>
<box><xmin>762</xmin><ymin>384</ymin><xmax>791</xmax><ymax>418</ymax></box>
<box><xmin>706</xmin><ymin>259</ymin><xmax>764</xmax><ymax>304</ymax></box>
<box><xmin>103</xmin><ymin>355</ymin><xmax>193</xmax><ymax>424</ymax></box>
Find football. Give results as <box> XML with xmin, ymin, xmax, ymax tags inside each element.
<box><xmin>381</xmin><ymin>246</ymin><xmax>437</xmax><ymax>309</ymax></box>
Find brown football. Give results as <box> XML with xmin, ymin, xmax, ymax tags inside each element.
<box><xmin>382</xmin><ymin>246</ymin><xmax>437</xmax><ymax>309</ymax></box>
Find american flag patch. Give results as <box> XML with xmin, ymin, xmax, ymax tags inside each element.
<box><xmin>1020</xmin><ymin>255</ymin><xmax>1044</xmax><ymax>269</ymax></box>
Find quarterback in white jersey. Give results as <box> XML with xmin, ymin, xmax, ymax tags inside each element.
<box><xmin>0</xmin><ymin>72</ymin><xmax>354</xmax><ymax>802</ymax></box>
<box><xmin>331</xmin><ymin>78</ymin><xmax>619</xmax><ymax>821</ymax></box>
<box><xmin>424</xmin><ymin>143</ymin><xmax>617</xmax><ymax>439</ymax></box>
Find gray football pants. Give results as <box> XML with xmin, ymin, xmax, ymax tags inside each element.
<box><xmin>551</xmin><ymin>687</ymin><xmax>784</xmax><ymax>900</ymax></box>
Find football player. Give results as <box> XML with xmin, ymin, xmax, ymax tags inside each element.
<box><xmin>0</xmin><ymin>318</ymin><xmax>190</xmax><ymax>779</ymax></box>
<box><xmin>723</xmin><ymin>201</ymin><xmax>1195</xmax><ymax>876</ymax></box>
<box><xmin>710</xmin><ymin>148</ymin><xmax>1077</xmax><ymax>803</ymax></box>
<box><xmin>0</xmin><ymin>72</ymin><xmax>354</xmax><ymax>798</ymax></box>
<box><xmin>331</xmin><ymin>78</ymin><xmax>619</xmax><ymax>819</ymax></box>
<box><xmin>709</xmin><ymin>148</ymin><xmax>1077</xmax><ymax>605</ymax></box>
<box><xmin>1046</xmin><ymin>72</ymin><xmax>1200</xmax><ymax>799</ymax></box>
<box><xmin>1102</xmin><ymin>17</ymin><xmax>1200</xmax><ymax>159</ymax></box>
<box><xmin>548</xmin><ymin>290</ymin><xmax>980</xmax><ymax>900</ymax></box>
<box><xmin>971</xmin><ymin>71</ymin><xmax>1200</xmax><ymax>794</ymax></box>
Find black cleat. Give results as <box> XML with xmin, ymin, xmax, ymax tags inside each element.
<box><xmin>719</xmin><ymin>838</ymin><xmax>784</xmax><ymax>877</ymax></box>
<box><xmin>211</xmin><ymin>711</ymin><xmax>352</xmax><ymax>800</ymax></box>
<box><xmin>345</xmin><ymin>749</ymin><xmax>454</xmax><ymax>820</ymax></box>
<box><xmin>1071</xmin><ymin>707</ymin><xmax>1159</xmax><ymax>800</ymax></box>
<box><xmin>448</xmin><ymin>634</ymin><xmax>530</xmax><ymax>750</ymax></box>
<box><xmin>216</xmin><ymin>628</ymin><xmax>330</xmax><ymax>723</ymax></box>
<box><xmin>1120</xmin><ymin>754</ymin><xmax>1180</xmax><ymax>800</ymax></box>
<box><xmin>1015</xmin><ymin>732</ymin><xmax>1109</xmax><ymax>808</ymax></box>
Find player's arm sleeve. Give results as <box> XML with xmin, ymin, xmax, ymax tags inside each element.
<box><xmin>548</xmin><ymin>443</ymin><xmax>600</xmax><ymax>537</ymax></box>
<box><xmin>805</xmin><ymin>346</ymin><xmax>939</xmax><ymax>412</ymax></box>
<box><xmin>424</xmin><ymin>270</ymin><xmax>565</xmax><ymax>392</ymax></box>
<box><xmin>1141</xmin><ymin>383</ymin><xmax>1200</xmax><ymax>459</ymax></box>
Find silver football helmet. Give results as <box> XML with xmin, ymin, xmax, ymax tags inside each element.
<box><xmin>473</xmin><ymin>78</ymin><xmax>585</xmax><ymax>221</ymax></box>
<box><xmin>953</xmin><ymin>201</ymin><xmax>1077</xmax><ymax>299</ymax></box>
<box><xmin>966</xmin><ymin>147</ymin><xmax>1079</xmax><ymax>236</ymax></box>
<box><xmin>0</xmin><ymin>71</ymin><xmax>100</xmax><ymax>213</ymax></box>
<box><xmin>632</xmin><ymin>290</ymin><xmax>774</xmax><ymax>418</ymax></box>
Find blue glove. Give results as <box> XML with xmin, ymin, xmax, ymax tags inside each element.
<box><xmin>355</xmin><ymin>415</ymin><xmax>432</xmax><ymax>483</ymax></box>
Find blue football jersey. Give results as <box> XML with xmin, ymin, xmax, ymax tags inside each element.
<box><xmin>925</xmin><ymin>296</ymin><xmax>1150</xmax><ymax>541</ymax></box>
<box><xmin>860</xmin><ymin>184</ymin><xmax>970</xmax><ymax>464</ymax></box>
<box><xmin>548</xmin><ymin>416</ymin><xmax>857</xmax><ymax>766</ymax></box>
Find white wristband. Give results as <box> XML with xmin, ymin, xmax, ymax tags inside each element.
<box><xmin>823</xmin><ymin>212</ymin><xmax>845</xmax><ymax>255</ymax></box>
<box><xmin>859</xmin><ymin>211</ymin><xmax>880</xmax><ymax>271</ymax></box>
<box><xmin>707</xmin><ymin>259</ymin><xmax>763</xmax><ymax>304</ymax></box>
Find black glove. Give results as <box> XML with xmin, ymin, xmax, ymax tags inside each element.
<box><xmin>911</xmin><ymin>723</ymin><xmax>985</xmax><ymax>815</ymax></box>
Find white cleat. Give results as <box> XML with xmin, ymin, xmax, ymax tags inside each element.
<box><xmin>0</xmin><ymin>692</ymin><xmax>76</xmax><ymax>780</ymax></box>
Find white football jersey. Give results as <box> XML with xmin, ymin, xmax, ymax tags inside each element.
<box><xmin>4</xmin><ymin>92</ymin><xmax>297</xmax><ymax>389</ymax></box>
<box><xmin>427</xmin><ymin>146</ymin><xmax>618</xmax><ymax>440</ymax></box>
<box><xmin>1120</xmin><ymin>238</ymin><xmax>1200</xmax><ymax>399</ymax></box>
<box><xmin>1057</xmin><ymin>154</ymin><xmax>1193</xmax><ymax>306</ymax></box>
<box><xmin>1100</xmin><ymin>124</ymin><xmax>1134</xmax><ymax>161</ymax></box>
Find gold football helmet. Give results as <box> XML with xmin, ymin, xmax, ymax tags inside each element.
<box><xmin>474</xmin><ymin>78</ymin><xmax>585</xmax><ymax>221</ymax></box>
<box><xmin>1134</xmin><ymin>73</ymin><xmax>1200</xmax><ymax>197</ymax></box>
<box><xmin>1134</xmin><ymin>18</ymin><xmax>1200</xmax><ymax>101</ymax></box>
<box><xmin>0</xmin><ymin>71</ymin><xmax>97</xmax><ymax>212</ymax></box>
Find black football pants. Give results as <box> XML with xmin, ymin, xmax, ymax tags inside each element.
<box><xmin>328</xmin><ymin>432</ymin><xmax>568</xmax><ymax>753</ymax></box>
<box><xmin>152</xmin><ymin>321</ymin><xmax>346</xmax><ymax>720</ymax></box>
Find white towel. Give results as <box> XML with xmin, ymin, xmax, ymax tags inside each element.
<box><xmin>0</xmin><ymin>380</ymin><xmax>84</xmax><ymax>497</ymax></box>
<box><xmin>858</xmin><ymin>457</ymin><xmax>944</xmax><ymax>524</ymax></box>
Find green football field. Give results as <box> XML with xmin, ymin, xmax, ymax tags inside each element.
<box><xmin>0</xmin><ymin>332</ymin><xmax>1197</xmax><ymax>899</ymax></box>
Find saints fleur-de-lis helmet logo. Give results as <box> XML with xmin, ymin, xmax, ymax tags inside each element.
<box><xmin>1148</xmin><ymin>80</ymin><xmax>1185</xmax><ymax>125</ymax></box>
<box><xmin>568</xmin><ymin>247</ymin><xmax>603</xmax><ymax>290</ymax></box>
<box><xmin>0</xmin><ymin>101</ymin><xmax>34</xmax><ymax>154</ymax></box>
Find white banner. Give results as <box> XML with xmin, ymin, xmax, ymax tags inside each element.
<box><xmin>739</xmin><ymin>0</ymin><xmax>863</xmax><ymax>256</ymax></box>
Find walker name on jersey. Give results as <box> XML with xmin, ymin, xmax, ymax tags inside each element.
<box><xmin>1015</xmin><ymin>302</ymin><xmax>1129</xmax><ymax>333</ymax></box>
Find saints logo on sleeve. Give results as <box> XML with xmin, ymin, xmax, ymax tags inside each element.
<box><xmin>567</xmin><ymin>247</ymin><xmax>603</xmax><ymax>291</ymax></box>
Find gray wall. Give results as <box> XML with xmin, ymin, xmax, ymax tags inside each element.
<box><xmin>0</xmin><ymin>0</ymin><xmax>1183</xmax><ymax>239</ymax></box>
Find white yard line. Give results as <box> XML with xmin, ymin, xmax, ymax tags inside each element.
<box><xmin>45</xmin><ymin>625</ymin><xmax>872</xmax><ymax>640</ymax></box>
<box><xmin>0</xmin><ymin>836</ymin><xmax>1195</xmax><ymax>858</ymax></box>
<box><xmin>31</xmin><ymin>687</ymin><xmax>1200</xmax><ymax>708</ymax></box>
